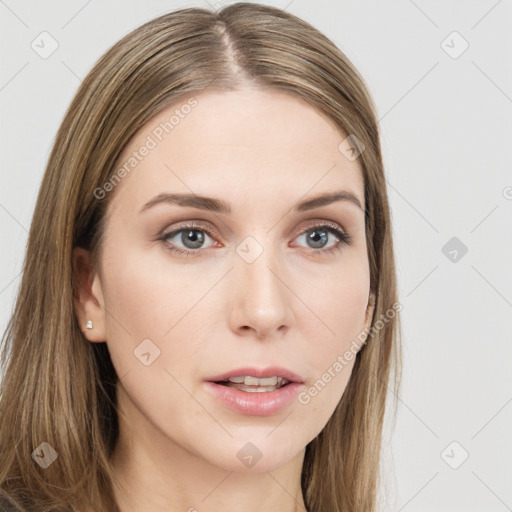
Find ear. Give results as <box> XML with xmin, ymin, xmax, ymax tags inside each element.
<box><xmin>73</xmin><ymin>247</ymin><xmax>107</xmax><ymax>342</ymax></box>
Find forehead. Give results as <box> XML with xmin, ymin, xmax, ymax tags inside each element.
<box><xmin>106</xmin><ymin>88</ymin><xmax>365</xmax><ymax>217</ymax></box>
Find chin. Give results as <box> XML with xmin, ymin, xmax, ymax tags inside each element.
<box><xmin>203</xmin><ymin>438</ymin><xmax>303</xmax><ymax>474</ymax></box>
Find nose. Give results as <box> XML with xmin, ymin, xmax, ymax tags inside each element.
<box><xmin>227</xmin><ymin>245</ymin><xmax>294</xmax><ymax>339</ymax></box>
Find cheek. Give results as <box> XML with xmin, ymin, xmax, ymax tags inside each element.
<box><xmin>98</xmin><ymin>239</ymin><xmax>230</xmax><ymax>397</ymax></box>
<box><xmin>98</xmin><ymin>242</ymin><xmax>199</xmax><ymax>378</ymax></box>
<box><xmin>98</xmin><ymin>245</ymin><xmax>209</xmax><ymax>433</ymax></box>
<box><xmin>101</xmin><ymin>239</ymin><xmax>199</xmax><ymax>334</ymax></box>
<box><xmin>296</xmin><ymin>261</ymin><xmax>370</xmax><ymax>345</ymax></box>
<box><xmin>293</xmin><ymin>262</ymin><xmax>369</xmax><ymax>401</ymax></box>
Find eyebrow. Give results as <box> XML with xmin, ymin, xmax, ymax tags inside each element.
<box><xmin>139</xmin><ymin>190</ymin><xmax>363</xmax><ymax>215</ymax></box>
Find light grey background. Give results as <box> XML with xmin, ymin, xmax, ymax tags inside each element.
<box><xmin>1</xmin><ymin>1</ymin><xmax>511</xmax><ymax>511</ymax></box>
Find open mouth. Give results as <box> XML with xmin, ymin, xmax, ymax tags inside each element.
<box><xmin>205</xmin><ymin>377</ymin><xmax>303</xmax><ymax>416</ymax></box>
<box><xmin>214</xmin><ymin>377</ymin><xmax>290</xmax><ymax>393</ymax></box>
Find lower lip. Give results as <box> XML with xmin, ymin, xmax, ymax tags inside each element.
<box><xmin>204</xmin><ymin>381</ymin><xmax>303</xmax><ymax>416</ymax></box>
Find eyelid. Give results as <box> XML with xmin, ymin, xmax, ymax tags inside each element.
<box><xmin>293</xmin><ymin>218</ymin><xmax>349</xmax><ymax>239</ymax></box>
<box><xmin>158</xmin><ymin>220</ymin><xmax>220</xmax><ymax>241</ymax></box>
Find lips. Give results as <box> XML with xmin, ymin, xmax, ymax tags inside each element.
<box><xmin>204</xmin><ymin>380</ymin><xmax>304</xmax><ymax>416</ymax></box>
<box><xmin>205</xmin><ymin>366</ymin><xmax>305</xmax><ymax>384</ymax></box>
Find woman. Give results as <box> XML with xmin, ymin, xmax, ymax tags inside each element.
<box><xmin>0</xmin><ymin>3</ymin><xmax>402</xmax><ymax>511</ymax></box>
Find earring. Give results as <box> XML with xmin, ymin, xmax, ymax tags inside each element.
<box><xmin>86</xmin><ymin>320</ymin><xmax>93</xmax><ymax>330</ymax></box>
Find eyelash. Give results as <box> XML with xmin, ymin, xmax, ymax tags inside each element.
<box><xmin>158</xmin><ymin>220</ymin><xmax>352</xmax><ymax>258</ymax></box>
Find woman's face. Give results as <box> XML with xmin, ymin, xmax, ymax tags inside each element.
<box><xmin>79</xmin><ymin>88</ymin><xmax>374</xmax><ymax>473</ymax></box>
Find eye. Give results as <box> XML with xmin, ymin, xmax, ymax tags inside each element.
<box><xmin>159</xmin><ymin>221</ymin><xmax>216</xmax><ymax>257</ymax></box>
<box><xmin>292</xmin><ymin>221</ymin><xmax>351</xmax><ymax>256</ymax></box>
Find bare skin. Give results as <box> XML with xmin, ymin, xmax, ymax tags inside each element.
<box><xmin>74</xmin><ymin>87</ymin><xmax>374</xmax><ymax>512</ymax></box>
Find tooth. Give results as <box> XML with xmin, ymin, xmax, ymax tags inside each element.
<box><xmin>255</xmin><ymin>376</ymin><xmax>278</xmax><ymax>386</ymax></box>
<box><xmin>227</xmin><ymin>376</ymin><xmax>245</xmax><ymax>383</ymax></box>
<box><xmin>242</xmin><ymin>376</ymin><xmax>278</xmax><ymax>386</ymax></box>
<box><xmin>226</xmin><ymin>376</ymin><xmax>282</xmax><ymax>386</ymax></box>
<box><xmin>243</xmin><ymin>386</ymin><xmax>278</xmax><ymax>393</ymax></box>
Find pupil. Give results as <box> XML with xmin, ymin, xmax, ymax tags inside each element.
<box><xmin>182</xmin><ymin>230</ymin><xmax>204</xmax><ymax>249</ymax></box>
<box><xmin>308</xmin><ymin>229</ymin><xmax>327</xmax><ymax>248</ymax></box>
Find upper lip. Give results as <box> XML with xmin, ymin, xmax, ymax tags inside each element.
<box><xmin>206</xmin><ymin>366</ymin><xmax>305</xmax><ymax>384</ymax></box>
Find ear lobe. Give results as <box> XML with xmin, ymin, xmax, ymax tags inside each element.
<box><xmin>73</xmin><ymin>246</ymin><xmax>106</xmax><ymax>342</ymax></box>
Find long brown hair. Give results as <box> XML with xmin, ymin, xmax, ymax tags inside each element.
<box><xmin>0</xmin><ymin>3</ymin><xmax>402</xmax><ymax>511</ymax></box>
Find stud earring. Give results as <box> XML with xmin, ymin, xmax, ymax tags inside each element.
<box><xmin>86</xmin><ymin>320</ymin><xmax>93</xmax><ymax>330</ymax></box>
